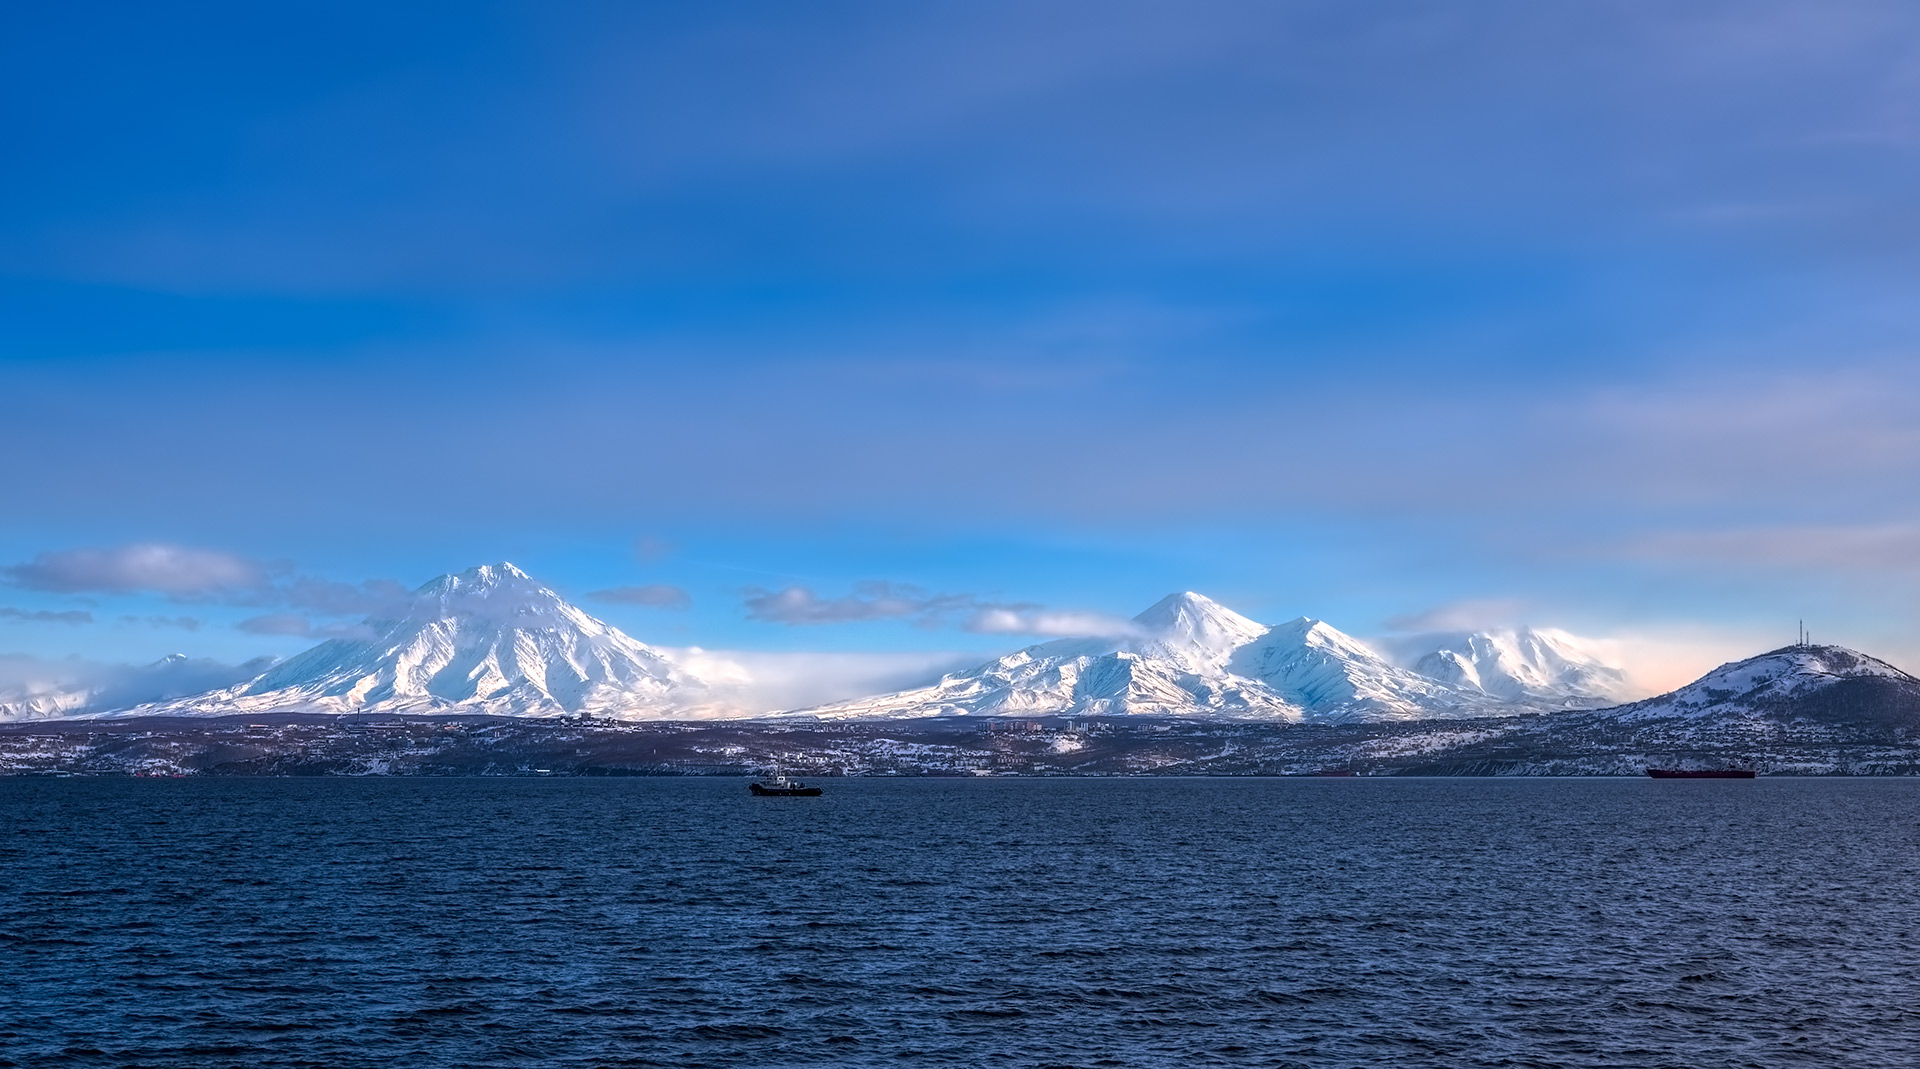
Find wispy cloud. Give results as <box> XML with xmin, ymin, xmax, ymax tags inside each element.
<box><xmin>664</xmin><ymin>647</ymin><xmax>981</xmax><ymax>713</ymax></box>
<box><xmin>742</xmin><ymin>581</ymin><xmax>1137</xmax><ymax>638</ymax></box>
<box><xmin>5</xmin><ymin>544</ymin><xmax>264</xmax><ymax>597</ymax></box>
<box><xmin>742</xmin><ymin>582</ymin><xmax>973</xmax><ymax>625</ymax></box>
<box><xmin>236</xmin><ymin>614</ymin><xmax>377</xmax><ymax>640</ymax></box>
<box><xmin>2</xmin><ymin>543</ymin><xmax>411</xmax><ymax>636</ymax></box>
<box><xmin>120</xmin><ymin>614</ymin><xmax>202</xmax><ymax>631</ymax></box>
<box><xmin>277</xmin><ymin>576</ymin><xmax>413</xmax><ymax>617</ymax></box>
<box><xmin>589</xmin><ymin>584</ymin><xmax>692</xmax><ymax>610</ymax></box>
<box><xmin>235</xmin><ymin>613</ymin><xmax>315</xmax><ymax>636</ymax></box>
<box><xmin>964</xmin><ymin>607</ymin><xmax>1142</xmax><ymax>638</ymax></box>
<box><xmin>0</xmin><ymin>607</ymin><xmax>93</xmax><ymax>625</ymax></box>
<box><xmin>0</xmin><ymin>651</ymin><xmax>273</xmax><ymax>712</ymax></box>
<box><xmin>1383</xmin><ymin>599</ymin><xmax>1533</xmax><ymax>634</ymax></box>
<box><xmin>1622</xmin><ymin>523</ymin><xmax>1920</xmax><ymax>575</ymax></box>
<box><xmin>1598</xmin><ymin>625</ymin><xmax>1794</xmax><ymax>695</ymax></box>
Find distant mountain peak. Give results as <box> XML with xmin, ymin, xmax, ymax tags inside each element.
<box><xmin>1406</xmin><ymin>626</ymin><xmax>1634</xmax><ymax>708</ymax></box>
<box><xmin>801</xmin><ymin>593</ymin><xmax>1528</xmax><ymax>723</ymax></box>
<box><xmin>1132</xmin><ymin>591</ymin><xmax>1268</xmax><ymax>654</ymax></box>
<box><xmin>1229</xmin><ymin>616</ymin><xmax>1466</xmax><ymax>719</ymax></box>
<box><xmin>415</xmin><ymin>561</ymin><xmax>542</xmax><ymax>599</ymax></box>
<box><xmin>118</xmin><ymin>562</ymin><xmax>733</xmax><ymax>719</ymax></box>
<box><xmin>1135</xmin><ymin>590</ymin><xmax>1240</xmax><ymax>624</ymax></box>
<box><xmin>459</xmin><ymin>561</ymin><xmax>533</xmax><ymax>584</ymax></box>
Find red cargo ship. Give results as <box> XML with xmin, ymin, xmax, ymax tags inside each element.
<box><xmin>1646</xmin><ymin>768</ymin><xmax>1757</xmax><ymax>779</ymax></box>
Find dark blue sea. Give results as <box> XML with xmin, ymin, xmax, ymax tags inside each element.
<box><xmin>4</xmin><ymin>777</ymin><xmax>1917</xmax><ymax>1068</ymax></box>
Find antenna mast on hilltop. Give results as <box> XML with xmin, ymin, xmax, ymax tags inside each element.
<box><xmin>1798</xmin><ymin>620</ymin><xmax>1805</xmax><ymax>647</ymax></box>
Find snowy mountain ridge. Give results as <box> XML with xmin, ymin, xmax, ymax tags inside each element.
<box><xmin>797</xmin><ymin>593</ymin><xmax>1304</xmax><ymax>721</ymax></box>
<box><xmin>1409</xmin><ymin>627</ymin><xmax>1635</xmax><ymax>709</ymax></box>
<box><xmin>99</xmin><ymin>563</ymin><xmax>741</xmax><ymax>719</ymax></box>
<box><xmin>5</xmin><ymin>567</ymin><xmax>1645</xmax><ymax>723</ymax></box>
<box><xmin>790</xmin><ymin>592</ymin><xmax>1630</xmax><ymax>722</ymax></box>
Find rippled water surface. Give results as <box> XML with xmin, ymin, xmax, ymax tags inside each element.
<box><xmin>4</xmin><ymin>777</ymin><xmax>1918</xmax><ymax>1067</ymax></box>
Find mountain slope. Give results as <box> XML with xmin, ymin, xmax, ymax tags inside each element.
<box><xmin>111</xmin><ymin>563</ymin><xmax>738</xmax><ymax>719</ymax></box>
<box><xmin>799</xmin><ymin>593</ymin><xmax>1304</xmax><ymax>720</ymax></box>
<box><xmin>1231</xmin><ymin>618</ymin><xmax>1482</xmax><ymax>719</ymax></box>
<box><xmin>1409</xmin><ymin>628</ymin><xmax>1636</xmax><ymax>708</ymax></box>
<box><xmin>793</xmin><ymin>592</ymin><xmax>1595</xmax><ymax>722</ymax></box>
<box><xmin>1605</xmin><ymin>644</ymin><xmax>1920</xmax><ymax>727</ymax></box>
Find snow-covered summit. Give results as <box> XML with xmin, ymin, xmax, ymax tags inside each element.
<box><xmin>791</xmin><ymin>593</ymin><xmax>1600</xmax><ymax>722</ymax></box>
<box><xmin>1232</xmin><ymin>617</ymin><xmax>1475</xmax><ymax>719</ymax></box>
<box><xmin>1129</xmin><ymin>592</ymin><xmax>1269</xmax><ymax>670</ymax></box>
<box><xmin>1409</xmin><ymin>627</ymin><xmax>1636</xmax><ymax>708</ymax></box>
<box><xmin>113</xmin><ymin>562</ymin><xmax>735</xmax><ymax>719</ymax></box>
<box><xmin>800</xmin><ymin>591</ymin><xmax>1300</xmax><ymax>720</ymax></box>
<box><xmin>404</xmin><ymin>561</ymin><xmax>540</xmax><ymax>610</ymax></box>
<box><xmin>20</xmin><ymin>568</ymin><xmax>1639</xmax><ymax>724</ymax></box>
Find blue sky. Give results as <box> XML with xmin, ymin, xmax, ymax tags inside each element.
<box><xmin>6</xmin><ymin>1</ymin><xmax>1920</xmax><ymax>689</ymax></box>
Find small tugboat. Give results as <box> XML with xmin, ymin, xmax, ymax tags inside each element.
<box><xmin>748</xmin><ymin>770</ymin><xmax>822</xmax><ymax>797</ymax></box>
<box><xmin>1646</xmin><ymin>768</ymin><xmax>1757</xmax><ymax>779</ymax></box>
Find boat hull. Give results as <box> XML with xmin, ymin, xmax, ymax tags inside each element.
<box><xmin>1646</xmin><ymin>768</ymin><xmax>1756</xmax><ymax>779</ymax></box>
<box><xmin>749</xmin><ymin>783</ymin><xmax>823</xmax><ymax>796</ymax></box>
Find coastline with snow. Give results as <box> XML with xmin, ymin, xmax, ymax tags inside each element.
<box><xmin>6</xmin><ymin>564</ymin><xmax>1920</xmax><ymax>777</ymax></box>
<box><xmin>6</xmin><ymin>704</ymin><xmax>1920</xmax><ymax>777</ymax></box>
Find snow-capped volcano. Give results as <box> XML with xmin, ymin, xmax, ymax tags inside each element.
<box><xmin>1231</xmin><ymin>617</ymin><xmax>1475</xmax><ymax>719</ymax></box>
<box><xmin>803</xmin><ymin>593</ymin><xmax>1301</xmax><ymax>720</ymax></box>
<box><xmin>1607</xmin><ymin>644</ymin><xmax>1920</xmax><ymax>724</ymax></box>
<box><xmin>793</xmin><ymin>592</ymin><xmax>1586</xmax><ymax>722</ymax></box>
<box><xmin>115</xmin><ymin>563</ymin><xmax>738</xmax><ymax>719</ymax></box>
<box><xmin>1128</xmin><ymin>591</ymin><xmax>1270</xmax><ymax>670</ymax></box>
<box><xmin>29</xmin><ymin>572</ymin><xmax>1632</xmax><ymax>723</ymax></box>
<box><xmin>1408</xmin><ymin>628</ymin><xmax>1636</xmax><ymax>708</ymax></box>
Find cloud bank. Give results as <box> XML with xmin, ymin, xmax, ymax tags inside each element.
<box><xmin>0</xmin><ymin>544</ymin><xmax>413</xmax><ymax>641</ymax></box>
<box><xmin>742</xmin><ymin>582</ymin><xmax>1139</xmax><ymax>638</ymax></box>
<box><xmin>0</xmin><ymin>651</ymin><xmax>276</xmax><ymax>717</ymax></box>
<box><xmin>665</xmin><ymin>647</ymin><xmax>980</xmax><ymax>713</ymax></box>
<box><xmin>0</xmin><ymin>607</ymin><xmax>92</xmax><ymax>625</ymax></box>
<box><xmin>5</xmin><ymin>544</ymin><xmax>263</xmax><ymax>597</ymax></box>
